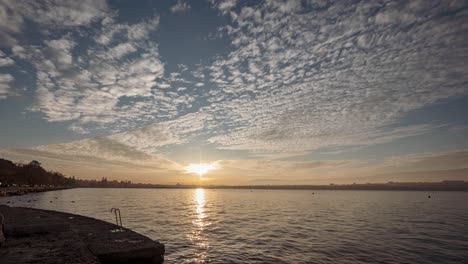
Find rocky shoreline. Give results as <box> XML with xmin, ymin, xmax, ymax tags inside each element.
<box><xmin>0</xmin><ymin>205</ymin><xmax>165</xmax><ymax>263</ymax></box>
<box><xmin>0</xmin><ymin>186</ymin><xmax>71</xmax><ymax>197</ymax></box>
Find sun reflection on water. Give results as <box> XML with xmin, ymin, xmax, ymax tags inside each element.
<box><xmin>188</xmin><ymin>188</ymin><xmax>210</xmax><ymax>262</ymax></box>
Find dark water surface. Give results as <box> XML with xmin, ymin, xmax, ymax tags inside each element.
<box><xmin>1</xmin><ymin>188</ymin><xmax>467</xmax><ymax>263</ymax></box>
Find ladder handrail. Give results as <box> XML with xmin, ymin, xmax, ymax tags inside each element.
<box><xmin>110</xmin><ymin>208</ymin><xmax>123</xmax><ymax>230</ymax></box>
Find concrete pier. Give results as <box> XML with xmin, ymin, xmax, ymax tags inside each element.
<box><xmin>0</xmin><ymin>205</ymin><xmax>165</xmax><ymax>264</ymax></box>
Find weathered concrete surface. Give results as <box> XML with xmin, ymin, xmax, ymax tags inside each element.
<box><xmin>0</xmin><ymin>205</ymin><xmax>164</xmax><ymax>264</ymax></box>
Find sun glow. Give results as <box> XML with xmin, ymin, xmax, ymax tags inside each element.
<box><xmin>185</xmin><ymin>163</ymin><xmax>216</xmax><ymax>176</ymax></box>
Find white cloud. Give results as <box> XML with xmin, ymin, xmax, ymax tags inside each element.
<box><xmin>0</xmin><ymin>110</ymin><xmax>214</xmax><ymax>179</ymax></box>
<box><xmin>20</xmin><ymin>0</ymin><xmax>108</xmax><ymax>28</ymax></box>
<box><xmin>10</xmin><ymin>13</ymin><xmax>174</xmax><ymax>132</ymax></box>
<box><xmin>0</xmin><ymin>136</ymin><xmax>186</xmax><ymax>182</ymax></box>
<box><xmin>0</xmin><ymin>0</ymin><xmax>24</xmax><ymax>47</ymax></box>
<box><xmin>375</xmin><ymin>149</ymin><xmax>468</xmax><ymax>175</ymax></box>
<box><xmin>198</xmin><ymin>0</ymin><xmax>468</xmax><ymax>156</ymax></box>
<box><xmin>0</xmin><ymin>0</ymin><xmax>108</xmax><ymax>47</ymax></box>
<box><xmin>0</xmin><ymin>57</ymin><xmax>13</xmax><ymax>66</ymax></box>
<box><xmin>0</xmin><ymin>50</ymin><xmax>14</xmax><ymax>66</ymax></box>
<box><xmin>95</xmin><ymin>16</ymin><xmax>160</xmax><ymax>45</ymax></box>
<box><xmin>72</xmin><ymin>110</ymin><xmax>207</xmax><ymax>158</ymax></box>
<box><xmin>99</xmin><ymin>43</ymin><xmax>137</xmax><ymax>60</ymax></box>
<box><xmin>170</xmin><ymin>0</ymin><xmax>191</xmax><ymax>14</ymax></box>
<box><xmin>212</xmin><ymin>0</ymin><xmax>238</xmax><ymax>12</ymax></box>
<box><xmin>68</xmin><ymin>124</ymin><xmax>90</xmax><ymax>134</ymax></box>
<box><xmin>0</xmin><ymin>73</ymin><xmax>14</xmax><ymax>99</ymax></box>
<box><xmin>44</xmin><ymin>38</ymin><xmax>76</xmax><ymax>67</ymax></box>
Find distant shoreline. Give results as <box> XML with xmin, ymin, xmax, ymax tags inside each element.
<box><xmin>1</xmin><ymin>181</ymin><xmax>467</xmax><ymax>196</ymax></box>
<box><xmin>75</xmin><ymin>180</ymin><xmax>468</xmax><ymax>191</ymax></box>
<box><xmin>0</xmin><ymin>186</ymin><xmax>72</xmax><ymax>197</ymax></box>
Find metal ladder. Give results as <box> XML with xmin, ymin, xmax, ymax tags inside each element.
<box><xmin>111</xmin><ymin>208</ymin><xmax>123</xmax><ymax>231</ymax></box>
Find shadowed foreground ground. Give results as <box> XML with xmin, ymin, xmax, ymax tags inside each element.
<box><xmin>0</xmin><ymin>205</ymin><xmax>164</xmax><ymax>264</ymax></box>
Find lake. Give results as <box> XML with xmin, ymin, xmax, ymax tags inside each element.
<box><xmin>1</xmin><ymin>188</ymin><xmax>467</xmax><ymax>263</ymax></box>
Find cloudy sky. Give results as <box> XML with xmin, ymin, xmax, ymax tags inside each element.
<box><xmin>1</xmin><ymin>0</ymin><xmax>468</xmax><ymax>185</ymax></box>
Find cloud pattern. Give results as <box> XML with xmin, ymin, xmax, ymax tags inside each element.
<box><xmin>202</xmin><ymin>0</ymin><xmax>468</xmax><ymax>154</ymax></box>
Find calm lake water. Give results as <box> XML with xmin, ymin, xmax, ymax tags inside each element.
<box><xmin>1</xmin><ymin>188</ymin><xmax>467</xmax><ymax>263</ymax></box>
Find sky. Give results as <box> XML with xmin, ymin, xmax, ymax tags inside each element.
<box><xmin>0</xmin><ymin>0</ymin><xmax>468</xmax><ymax>185</ymax></box>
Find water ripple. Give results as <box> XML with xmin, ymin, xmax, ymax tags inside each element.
<box><xmin>1</xmin><ymin>189</ymin><xmax>467</xmax><ymax>263</ymax></box>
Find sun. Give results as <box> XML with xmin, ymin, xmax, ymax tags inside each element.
<box><xmin>185</xmin><ymin>163</ymin><xmax>216</xmax><ymax>176</ymax></box>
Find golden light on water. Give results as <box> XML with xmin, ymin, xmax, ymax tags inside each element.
<box><xmin>187</xmin><ymin>188</ymin><xmax>210</xmax><ymax>262</ymax></box>
<box><xmin>185</xmin><ymin>163</ymin><xmax>216</xmax><ymax>176</ymax></box>
<box><xmin>195</xmin><ymin>188</ymin><xmax>205</xmax><ymax>221</ymax></box>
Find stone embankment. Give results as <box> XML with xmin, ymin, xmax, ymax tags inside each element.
<box><xmin>0</xmin><ymin>205</ymin><xmax>165</xmax><ymax>264</ymax></box>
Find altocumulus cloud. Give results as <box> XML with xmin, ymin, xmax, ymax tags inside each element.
<box><xmin>1</xmin><ymin>0</ymin><xmax>197</xmax><ymax>134</ymax></box>
<box><xmin>170</xmin><ymin>0</ymin><xmax>191</xmax><ymax>14</ymax></box>
<box><xmin>201</xmin><ymin>0</ymin><xmax>468</xmax><ymax>156</ymax></box>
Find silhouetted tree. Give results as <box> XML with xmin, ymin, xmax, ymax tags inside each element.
<box><xmin>29</xmin><ymin>160</ymin><xmax>41</xmax><ymax>167</ymax></box>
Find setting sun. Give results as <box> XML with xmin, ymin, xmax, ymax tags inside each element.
<box><xmin>185</xmin><ymin>163</ymin><xmax>216</xmax><ymax>176</ymax></box>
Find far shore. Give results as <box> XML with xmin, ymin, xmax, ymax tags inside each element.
<box><xmin>0</xmin><ymin>186</ymin><xmax>72</xmax><ymax>197</ymax></box>
<box><xmin>1</xmin><ymin>180</ymin><xmax>467</xmax><ymax>196</ymax></box>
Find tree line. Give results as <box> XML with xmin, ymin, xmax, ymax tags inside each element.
<box><xmin>0</xmin><ymin>158</ymin><xmax>133</xmax><ymax>188</ymax></box>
